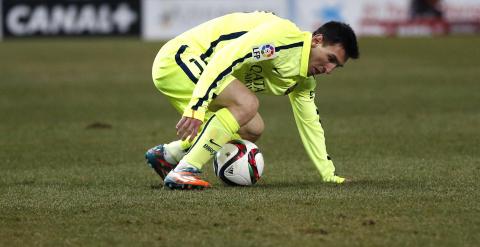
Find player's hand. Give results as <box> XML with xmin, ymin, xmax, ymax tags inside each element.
<box><xmin>176</xmin><ymin>116</ymin><xmax>203</xmax><ymax>142</ymax></box>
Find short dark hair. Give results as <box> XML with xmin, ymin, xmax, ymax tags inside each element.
<box><xmin>313</xmin><ymin>21</ymin><xmax>359</xmax><ymax>59</ymax></box>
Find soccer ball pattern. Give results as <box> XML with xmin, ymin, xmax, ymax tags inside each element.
<box><xmin>213</xmin><ymin>139</ymin><xmax>264</xmax><ymax>186</ymax></box>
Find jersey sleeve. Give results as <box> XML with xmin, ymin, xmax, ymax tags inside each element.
<box><xmin>183</xmin><ymin>18</ymin><xmax>299</xmax><ymax>122</ymax></box>
<box><xmin>288</xmin><ymin>78</ymin><xmax>339</xmax><ymax>182</ymax></box>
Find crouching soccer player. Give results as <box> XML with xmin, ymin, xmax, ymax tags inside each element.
<box><xmin>145</xmin><ymin>12</ymin><xmax>359</xmax><ymax>189</ymax></box>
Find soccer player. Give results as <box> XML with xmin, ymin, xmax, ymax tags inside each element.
<box><xmin>145</xmin><ymin>11</ymin><xmax>359</xmax><ymax>189</ymax></box>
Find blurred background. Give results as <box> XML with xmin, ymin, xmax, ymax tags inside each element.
<box><xmin>1</xmin><ymin>0</ymin><xmax>479</xmax><ymax>40</ymax></box>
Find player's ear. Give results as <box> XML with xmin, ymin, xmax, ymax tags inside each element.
<box><xmin>311</xmin><ymin>34</ymin><xmax>323</xmax><ymax>48</ymax></box>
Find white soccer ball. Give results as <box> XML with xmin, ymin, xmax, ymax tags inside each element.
<box><xmin>213</xmin><ymin>139</ymin><xmax>264</xmax><ymax>186</ymax></box>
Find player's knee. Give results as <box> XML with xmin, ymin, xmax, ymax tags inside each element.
<box><xmin>238</xmin><ymin>127</ymin><xmax>263</xmax><ymax>142</ymax></box>
<box><xmin>239</xmin><ymin>95</ymin><xmax>259</xmax><ymax>120</ymax></box>
<box><xmin>249</xmin><ymin>95</ymin><xmax>260</xmax><ymax>111</ymax></box>
<box><xmin>238</xmin><ymin>117</ymin><xmax>264</xmax><ymax>142</ymax></box>
<box><xmin>242</xmin><ymin>127</ymin><xmax>264</xmax><ymax>142</ymax></box>
<box><xmin>229</xmin><ymin>94</ymin><xmax>258</xmax><ymax>125</ymax></box>
<box><xmin>239</xmin><ymin>132</ymin><xmax>262</xmax><ymax>142</ymax></box>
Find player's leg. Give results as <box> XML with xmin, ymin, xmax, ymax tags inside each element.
<box><xmin>208</xmin><ymin>98</ymin><xmax>264</xmax><ymax>143</ymax></box>
<box><xmin>149</xmin><ymin>111</ymin><xmax>262</xmax><ymax>180</ymax></box>
<box><xmin>183</xmin><ymin>78</ymin><xmax>259</xmax><ymax>169</ymax></box>
<box><xmin>165</xmin><ymin>78</ymin><xmax>259</xmax><ymax>189</ymax></box>
<box><xmin>146</xmin><ymin>44</ymin><xmax>205</xmax><ymax>179</ymax></box>
<box><xmin>237</xmin><ymin>113</ymin><xmax>264</xmax><ymax>142</ymax></box>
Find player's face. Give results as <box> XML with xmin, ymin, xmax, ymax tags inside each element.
<box><xmin>308</xmin><ymin>34</ymin><xmax>347</xmax><ymax>76</ymax></box>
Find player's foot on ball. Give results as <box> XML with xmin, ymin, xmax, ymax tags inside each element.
<box><xmin>164</xmin><ymin>164</ymin><xmax>211</xmax><ymax>190</ymax></box>
<box><xmin>145</xmin><ymin>144</ymin><xmax>177</xmax><ymax>179</ymax></box>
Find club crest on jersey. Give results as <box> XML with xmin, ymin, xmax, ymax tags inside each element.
<box><xmin>252</xmin><ymin>44</ymin><xmax>277</xmax><ymax>61</ymax></box>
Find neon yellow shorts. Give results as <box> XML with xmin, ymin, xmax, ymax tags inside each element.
<box><xmin>151</xmin><ymin>41</ymin><xmax>232</xmax><ymax>119</ymax></box>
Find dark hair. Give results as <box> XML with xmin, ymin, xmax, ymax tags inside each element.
<box><xmin>313</xmin><ymin>21</ymin><xmax>359</xmax><ymax>59</ymax></box>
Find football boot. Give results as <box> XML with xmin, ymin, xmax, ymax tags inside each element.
<box><xmin>164</xmin><ymin>164</ymin><xmax>211</xmax><ymax>190</ymax></box>
<box><xmin>145</xmin><ymin>144</ymin><xmax>177</xmax><ymax>180</ymax></box>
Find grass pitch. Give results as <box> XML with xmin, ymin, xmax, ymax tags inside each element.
<box><xmin>0</xmin><ymin>37</ymin><xmax>479</xmax><ymax>246</ymax></box>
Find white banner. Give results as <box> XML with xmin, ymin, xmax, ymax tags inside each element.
<box><xmin>140</xmin><ymin>0</ymin><xmax>480</xmax><ymax>40</ymax></box>
<box><xmin>142</xmin><ymin>0</ymin><xmax>288</xmax><ymax>40</ymax></box>
<box><xmin>1</xmin><ymin>0</ymin><xmax>479</xmax><ymax>40</ymax></box>
<box><xmin>293</xmin><ymin>0</ymin><xmax>443</xmax><ymax>36</ymax></box>
<box><xmin>443</xmin><ymin>0</ymin><xmax>480</xmax><ymax>21</ymax></box>
<box><xmin>292</xmin><ymin>0</ymin><xmax>410</xmax><ymax>33</ymax></box>
<box><xmin>293</xmin><ymin>0</ymin><xmax>480</xmax><ymax>36</ymax></box>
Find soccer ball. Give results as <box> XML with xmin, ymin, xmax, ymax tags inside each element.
<box><xmin>213</xmin><ymin>139</ymin><xmax>264</xmax><ymax>186</ymax></box>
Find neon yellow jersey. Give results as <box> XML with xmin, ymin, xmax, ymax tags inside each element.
<box><xmin>163</xmin><ymin>11</ymin><xmax>310</xmax><ymax>119</ymax></box>
<box><xmin>163</xmin><ymin>12</ymin><xmax>338</xmax><ymax>181</ymax></box>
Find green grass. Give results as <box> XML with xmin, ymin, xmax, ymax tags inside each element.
<box><xmin>0</xmin><ymin>37</ymin><xmax>479</xmax><ymax>247</ymax></box>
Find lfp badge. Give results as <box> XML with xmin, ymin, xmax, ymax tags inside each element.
<box><xmin>252</xmin><ymin>43</ymin><xmax>277</xmax><ymax>61</ymax></box>
<box><xmin>261</xmin><ymin>44</ymin><xmax>275</xmax><ymax>58</ymax></box>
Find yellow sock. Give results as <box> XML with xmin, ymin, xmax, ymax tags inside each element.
<box><xmin>164</xmin><ymin>140</ymin><xmax>192</xmax><ymax>163</ymax></box>
<box><xmin>183</xmin><ymin>108</ymin><xmax>240</xmax><ymax>169</ymax></box>
<box><xmin>231</xmin><ymin>133</ymin><xmax>241</xmax><ymax>140</ymax></box>
<box><xmin>164</xmin><ymin>118</ymin><xmax>238</xmax><ymax>163</ymax></box>
<box><xmin>179</xmin><ymin>139</ymin><xmax>191</xmax><ymax>150</ymax></box>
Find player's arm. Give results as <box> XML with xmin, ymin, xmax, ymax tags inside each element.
<box><xmin>288</xmin><ymin>79</ymin><xmax>345</xmax><ymax>183</ymax></box>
